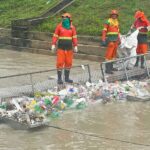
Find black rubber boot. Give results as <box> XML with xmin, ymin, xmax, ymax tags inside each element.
<box><xmin>110</xmin><ymin>62</ymin><xmax>117</xmax><ymax>71</ymax></box>
<box><xmin>65</xmin><ymin>69</ymin><xmax>73</xmax><ymax>83</ymax></box>
<box><xmin>141</xmin><ymin>56</ymin><xmax>145</xmax><ymax>68</ymax></box>
<box><xmin>134</xmin><ymin>56</ymin><xmax>139</xmax><ymax>67</ymax></box>
<box><xmin>57</xmin><ymin>70</ymin><xmax>63</xmax><ymax>84</ymax></box>
<box><xmin>105</xmin><ymin>63</ymin><xmax>113</xmax><ymax>74</ymax></box>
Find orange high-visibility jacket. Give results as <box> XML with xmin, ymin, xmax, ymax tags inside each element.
<box><xmin>133</xmin><ymin>19</ymin><xmax>150</xmax><ymax>43</ymax></box>
<box><xmin>102</xmin><ymin>18</ymin><xmax>120</xmax><ymax>42</ymax></box>
<box><xmin>52</xmin><ymin>23</ymin><xmax>78</xmax><ymax>50</ymax></box>
<box><xmin>133</xmin><ymin>18</ymin><xmax>150</xmax><ymax>33</ymax></box>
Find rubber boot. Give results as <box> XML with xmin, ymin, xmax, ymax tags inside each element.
<box><xmin>110</xmin><ymin>62</ymin><xmax>117</xmax><ymax>71</ymax></box>
<box><xmin>134</xmin><ymin>56</ymin><xmax>139</xmax><ymax>67</ymax></box>
<box><xmin>105</xmin><ymin>63</ymin><xmax>113</xmax><ymax>74</ymax></box>
<box><xmin>141</xmin><ymin>56</ymin><xmax>145</xmax><ymax>68</ymax></box>
<box><xmin>65</xmin><ymin>69</ymin><xmax>73</xmax><ymax>83</ymax></box>
<box><xmin>57</xmin><ymin>70</ymin><xmax>63</xmax><ymax>84</ymax></box>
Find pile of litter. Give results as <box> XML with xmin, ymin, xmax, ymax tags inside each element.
<box><xmin>0</xmin><ymin>79</ymin><xmax>150</xmax><ymax>129</ymax></box>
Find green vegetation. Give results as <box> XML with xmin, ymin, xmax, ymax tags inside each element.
<box><xmin>36</xmin><ymin>0</ymin><xmax>150</xmax><ymax>35</ymax></box>
<box><xmin>0</xmin><ymin>0</ymin><xmax>150</xmax><ymax>36</ymax></box>
<box><xmin>0</xmin><ymin>0</ymin><xmax>60</xmax><ymax>27</ymax></box>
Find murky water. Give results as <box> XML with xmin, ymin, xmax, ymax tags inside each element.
<box><xmin>1</xmin><ymin>102</ymin><xmax>150</xmax><ymax>150</ymax></box>
<box><xmin>0</xmin><ymin>49</ymin><xmax>150</xmax><ymax>150</ymax></box>
<box><xmin>0</xmin><ymin>49</ymin><xmax>99</xmax><ymax>77</ymax></box>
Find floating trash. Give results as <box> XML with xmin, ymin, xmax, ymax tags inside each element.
<box><xmin>0</xmin><ymin>79</ymin><xmax>150</xmax><ymax>130</ymax></box>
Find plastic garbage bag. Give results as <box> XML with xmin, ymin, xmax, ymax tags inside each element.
<box><xmin>12</xmin><ymin>99</ymin><xmax>23</xmax><ymax>111</ymax></box>
<box><xmin>59</xmin><ymin>89</ymin><xmax>68</xmax><ymax>96</ymax></box>
<box><xmin>117</xmin><ymin>30</ymin><xmax>139</xmax><ymax>69</ymax></box>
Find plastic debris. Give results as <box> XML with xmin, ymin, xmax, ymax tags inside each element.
<box><xmin>1</xmin><ymin>79</ymin><xmax>150</xmax><ymax>129</ymax></box>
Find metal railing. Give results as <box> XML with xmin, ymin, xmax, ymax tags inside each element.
<box><xmin>100</xmin><ymin>53</ymin><xmax>150</xmax><ymax>83</ymax></box>
<box><xmin>0</xmin><ymin>53</ymin><xmax>150</xmax><ymax>99</ymax></box>
<box><xmin>0</xmin><ymin>64</ymin><xmax>91</xmax><ymax>99</ymax></box>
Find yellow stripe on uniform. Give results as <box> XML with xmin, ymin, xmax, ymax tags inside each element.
<box><xmin>59</xmin><ymin>37</ymin><xmax>72</xmax><ymax>40</ymax></box>
<box><xmin>107</xmin><ymin>32</ymin><xmax>118</xmax><ymax>35</ymax></box>
<box><xmin>139</xmin><ymin>32</ymin><xmax>148</xmax><ymax>35</ymax></box>
<box><xmin>73</xmin><ymin>35</ymin><xmax>77</xmax><ymax>38</ymax></box>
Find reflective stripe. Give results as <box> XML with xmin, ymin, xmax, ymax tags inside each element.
<box><xmin>105</xmin><ymin>59</ymin><xmax>113</xmax><ymax>61</ymax></box>
<box><xmin>107</xmin><ymin>32</ymin><xmax>118</xmax><ymax>35</ymax></box>
<box><xmin>53</xmin><ymin>34</ymin><xmax>58</xmax><ymax>37</ymax></box>
<box><xmin>59</xmin><ymin>37</ymin><xmax>72</xmax><ymax>40</ymax></box>
<box><xmin>57</xmin><ymin>69</ymin><xmax>63</xmax><ymax>71</ymax></box>
<box><xmin>105</xmin><ymin>58</ymin><xmax>116</xmax><ymax>61</ymax></box>
<box><xmin>139</xmin><ymin>32</ymin><xmax>148</xmax><ymax>35</ymax></box>
<box><xmin>73</xmin><ymin>35</ymin><xmax>77</xmax><ymax>38</ymax></box>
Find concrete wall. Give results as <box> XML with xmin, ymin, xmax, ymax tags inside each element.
<box><xmin>1</xmin><ymin>28</ymin><xmax>149</xmax><ymax>61</ymax></box>
<box><xmin>0</xmin><ymin>28</ymin><xmax>105</xmax><ymax>62</ymax></box>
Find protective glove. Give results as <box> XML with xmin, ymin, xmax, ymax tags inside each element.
<box><xmin>101</xmin><ymin>40</ymin><xmax>107</xmax><ymax>47</ymax></box>
<box><xmin>147</xmin><ymin>26</ymin><xmax>150</xmax><ymax>31</ymax></box>
<box><xmin>137</xmin><ymin>26</ymin><xmax>145</xmax><ymax>30</ymax></box>
<box><xmin>51</xmin><ymin>45</ymin><xmax>56</xmax><ymax>53</ymax></box>
<box><xmin>74</xmin><ymin>46</ymin><xmax>78</xmax><ymax>53</ymax></box>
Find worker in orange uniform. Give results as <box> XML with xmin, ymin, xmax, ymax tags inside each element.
<box><xmin>130</xmin><ymin>10</ymin><xmax>150</xmax><ymax>68</ymax></box>
<box><xmin>51</xmin><ymin>13</ymin><xmax>78</xmax><ymax>84</ymax></box>
<box><xmin>101</xmin><ymin>10</ymin><xmax>120</xmax><ymax>74</ymax></box>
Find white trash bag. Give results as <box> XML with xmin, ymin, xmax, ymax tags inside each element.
<box><xmin>117</xmin><ymin>30</ymin><xmax>139</xmax><ymax>70</ymax></box>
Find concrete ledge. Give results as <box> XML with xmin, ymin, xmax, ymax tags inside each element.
<box><xmin>0</xmin><ymin>36</ymin><xmax>105</xmax><ymax>56</ymax></box>
<box><xmin>0</xmin><ymin>28</ymin><xmax>99</xmax><ymax>45</ymax></box>
<box><xmin>0</xmin><ymin>28</ymin><xmax>150</xmax><ymax>46</ymax></box>
<box><xmin>79</xmin><ymin>44</ymin><xmax>105</xmax><ymax>56</ymax></box>
<box><xmin>0</xmin><ymin>44</ymin><xmax>104</xmax><ymax>62</ymax></box>
<box><xmin>0</xmin><ymin>28</ymin><xmax>11</xmax><ymax>37</ymax></box>
<box><xmin>0</xmin><ymin>28</ymin><xmax>149</xmax><ymax>61</ymax></box>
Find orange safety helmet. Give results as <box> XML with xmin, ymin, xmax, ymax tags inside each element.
<box><xmin>134</xmin><ymin>10</ymin><xmax>144</xmax><ymax>19</ymax></box>
<box><xmin>61</xmin><ymin>13</ymin><xmax>72</xmax><ymax>19</ymax></box>
<box><xmin>110</xmin><ymin>9</ymin><xmax>119</xmax><ymax>16</ymax></box>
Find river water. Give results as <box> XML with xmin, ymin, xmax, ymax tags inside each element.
<box><xmin>0</xmin><ymin>49</ymin><xmax>150</xmax><ymax>150</ymax></box>
<box><xmin>1</xmin><ymin>102</ymin><xmax>150</xmax><ymax>150</ymax></box>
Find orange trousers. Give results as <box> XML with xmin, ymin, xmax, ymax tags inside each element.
<box><xmin>56</xmin><ymin>49</ymin><xmax>73</xmax><ymax>69</ymax></box>
<box><xmin>136</xmin><ymin>43</ymin><xmax>148</xmax><ymax>54</ymax></box>
<box><xmin>105</xmin><ymin>41</ymin><xmax>118</xmax><ymax>60</ymax></box>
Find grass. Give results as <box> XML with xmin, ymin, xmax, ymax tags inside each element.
<box><xmin>0</xmin><ymin>0</ymin><xmax>60</xmax><ymax>27</ymax></box>
<box><xmin>0</xmin><ymin>0</ymin><xmax>150</xmax><ymax>36</ymax></box>
<box><xmin>35</xmin><ymin>0</ymin><xmax>150</xmax><ymax>36</ymax></box>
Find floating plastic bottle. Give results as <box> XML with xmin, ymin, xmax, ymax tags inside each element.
<box><xmin>76</xmin><ymin>102</ymin><xmax>86</xmax><ymax>109</ymax></box>
<box><xmin>63</xmin><ymin>97</ymin><xmax>74</xmax><ymax>107</ymax></box>
<box><xmin>52</xmin><ymin>96</ymin><xmax>60</xmax><ymax>105</ymax></box>
<box><xmin>44</xmin><ymin>98</ymin><xmax>52</xmax><ymax>106</ymax></box>
<box><xmin>125</xmin><ymin>85</ymin><xmax>130</xmax><ymax>91</ymax></box>
<box><xmin>50</xmin><ymin>111</ymin><xmax>60</xmax><ymax>118</ymax></box>
<box><xmin>0</xmin><ymin>104</ymin><xmax>6</xmax><ymax>109</ymax></box>
<box><xmin>34</xmin><ymin>105</ymin><xmax>43</xmax><ymax>113</ymax></box>
<box><xmin>59</xmin><ymin>101</ymin><xmax>66</xmax><ymax>110</ymax></box>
